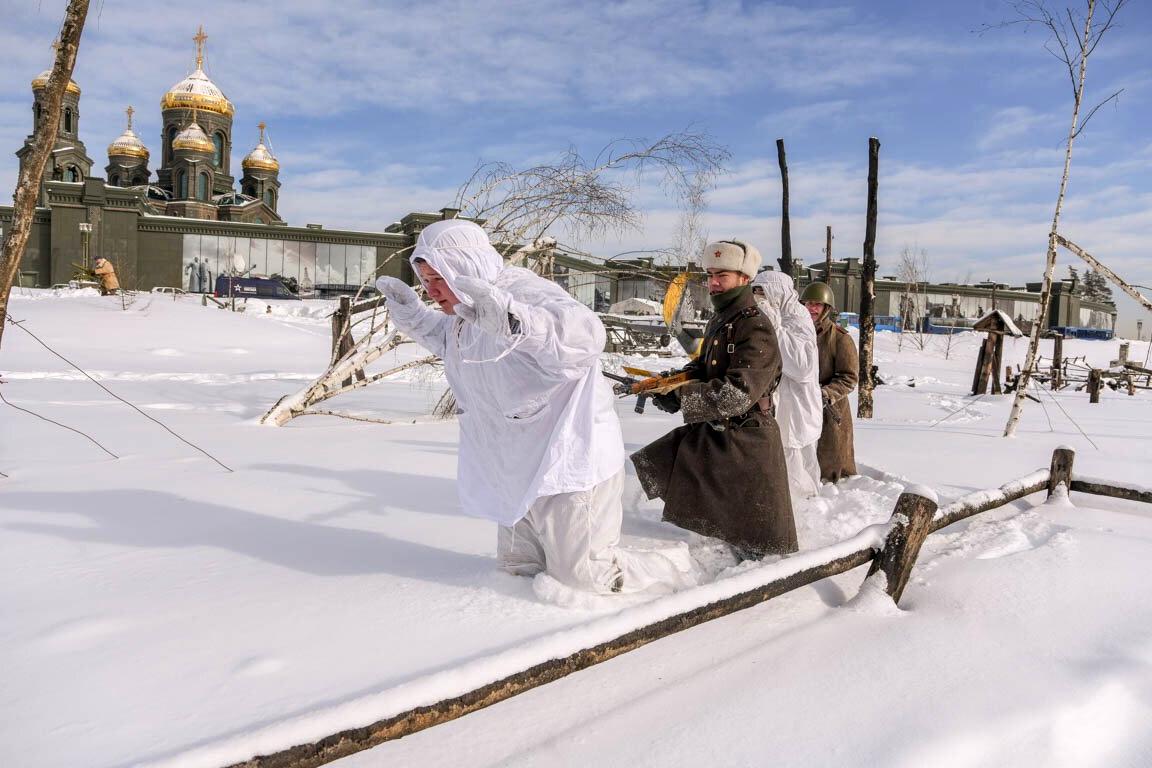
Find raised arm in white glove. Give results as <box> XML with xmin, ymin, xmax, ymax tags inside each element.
<box><xmin>375</xmin><ymin>276</ymin><xmax>420</xmax><ymax>308</ymax></box>
<box><xmin>453</xmin><ymin>276</ymin><xmax>519</xmax><ymax>339</ymax></box>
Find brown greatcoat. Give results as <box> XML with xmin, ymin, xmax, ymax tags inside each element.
<box><xmin>631</xmin><ymin>287</ymin><xmax>797</xmax><ymax>557</ymax></box>
<box><xmin>93</xmin><ymin>258</ymin><xmax>120</xmax><ymax>294</ymax></box>
<box><xmin>815</xmin><ymin>309</ymin><xmax>858</xmax><ymax>482</ymax></box>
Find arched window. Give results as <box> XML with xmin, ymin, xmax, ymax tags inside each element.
<box><xmin>177</xmin><ymin>170</ymin><xmax>188</xmax><ymax>198</ymax></box>
<box><xmin>34</xmin><ymin>103</ymin><xmax>42</xmax><ymax>126</ymax></box>
<box><xmin>133</xmin><ymin>174</ymin><xmax>148</xmax><ymax>186</ymax></box>
<box><xmin>264</xmin><ymin>189</ymin><xmax>274</xmax><ymax>208</ymax></box>
<box><xmin>213</xmin><ymin>133</ymin><xmax>225</xmax><ymax>168</ymax></box>
<box><xmin>197</xmin><ymin>172</ymin><xmax>209</xmax><ymax>201</ymax></box>
<box><xmin>64</xmin><ymin>108</ymin><xmax>73</xmax><ymax>133</ymax></box>
<box><xmin>166</xmin><ymin>126</ymin><xmax>178</xmax><ymax>163</ymax></box>
<box><xmin>243</xmin><ymin>184</ymin><xmax>256</xmax><ymax>197</ymax></box>
<box><xmin>66</xmin><ymin>166</ymin><xmax>80</xmax><ymax>182</ymax></box>
<box><xmin>109</xmin><ymin>174</ymin><xmax>120</xmax><ymax>186</ymax></box>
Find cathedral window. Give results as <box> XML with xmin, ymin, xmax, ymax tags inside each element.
<box><xmin>35</xmin><ymin>104</ymin><xmax>42</xmax><ymax>126</ymax></box>
<box><xmin>198</xmin><ymin>172</ymin><xmax>210</xmax><ymax>201</ymax></box>
<box><xmin>66</xmin><ymin>166</ymin><xmax>80</xmax><ymax>182</ymax></box>
<box><xmin>177</xmin><ymin>171</ymin><xmax>188</xmax><ymax>198</ymax></box>
<box><xmin>167</xmin><ymin>126</ymin><xmax>178</xmax><ymax>163</ymax></box>
<box><xmin>264</xmin><ymin>189</ymin><xmax>275</xmax><ymax>209</ymax></box>
<box><xmin>213</xmin><ymin>133</ymin><xmax>225</xmax><ymax>168</ymax></box>
<box><xmin>64</xmin><ymin>108</ymin><xmax>73</xmax><ymax>133</ymax></box>
<box><xmin>110</xmin><ymin>174</ymin><xmax>120</xmax><ymax>186</ymax></box>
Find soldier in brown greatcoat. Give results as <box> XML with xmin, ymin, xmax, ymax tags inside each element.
<box><xmin>631</xmin><ymin>240</ymin><xmax>797</xmax><ymax>559</ymax></box>
<box><xmin>800</xmin><ymin>282</ymin><xmax>858</xmax><ymax>482</ymax></box>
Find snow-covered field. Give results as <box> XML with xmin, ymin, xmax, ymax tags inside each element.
<box><xmin>2</xmin><ymin>289</ymin><xmax>1150</xmax><ymax>768</ymax></box>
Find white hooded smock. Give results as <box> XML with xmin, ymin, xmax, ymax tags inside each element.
<box><xmin>752</xmin><ymin>271</ymin><xmax>823</xmax><ymax>496</ymax></box>
<box><xmin>387</xmin><ymin>220</ymin><xmax>624</xmax><ymax>526</ymax></box>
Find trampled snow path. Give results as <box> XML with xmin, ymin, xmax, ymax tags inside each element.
<box><xmin>2</xmin><ymin>291</ymin><xmax>1150</xmax><ymax>767</ymax></box>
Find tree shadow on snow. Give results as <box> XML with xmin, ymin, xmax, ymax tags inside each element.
<box><xmin>247</xmin><ymin>463</ymin><xmax>465</xmax><ymax>523</ymax></box>
<box><xmin>2</xmin><ymin>489</ymin><xmax>491</xmax><ymax>584</ymax></box>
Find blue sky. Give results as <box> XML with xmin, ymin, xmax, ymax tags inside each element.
<box><xmin>2</xmin><ymin>0</ymin><xmax>1149</xmax><ymax>333</ymax></box>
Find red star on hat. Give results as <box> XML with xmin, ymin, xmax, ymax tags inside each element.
<box><xmin>714</xmin><ymin>250</ymin><xmax>722</xmax><ymax>258</ymax></box>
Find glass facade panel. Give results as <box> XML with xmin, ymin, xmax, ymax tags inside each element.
<box><xmin>329</xmin><ymin>244</ymin><xmax>347</xmax><ymax>286</ymax></box>
<box><xmin>266</xmin><ymin>239</ymin><xmax>284</xmax><ymax>278</ymax></box>
<box><xmin>199</xmin><ymin>236</ymin><xmax>219</xmax><ymax>291</ymax></box>
<box><xmin>316</xmin><ymin>243</ymin><xmax>332</xmax><ymax>284</ymax></box>
<box><xmin>233</xmin><ymin>237</ymin><xmax>250</xmax><ymax>276</ymax></box>
<box><xmin>346</xmin><ymin>245</ymin><xmax>362</xmax><ymax>287</ymax></box>
<box><xmin>300</xmin><ymin>242</ymin><xmax>317</xmax><ymax>294</ymax></box>
<box><xmin>361</xmin><ymin>246</ymin><xmax>376</xmax><ymax>286</ymax></box>
<box><xmin>249</xmin><ymin>238</ymin><xmax>268</xmax><ymax>277</ymax></box>
<box><xmin>283</xmin><ymin>240</ymin><xmax>301</xmax><ymax>284</ymax></box>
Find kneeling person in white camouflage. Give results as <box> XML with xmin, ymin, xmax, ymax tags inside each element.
<box><xmin>376</xmin><ymin>220</ymin><xmax>694</xmax><ymax>595</ymax></box>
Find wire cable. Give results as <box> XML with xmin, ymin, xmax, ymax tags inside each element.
<box><xmin>5</xmin><ymin>316</ymin><xmax>233</xmax><ymax>472</ymax></box>
<box><xmin>0</xmin><ymin>385</ymin><xmax>120</xmax><ymax>458</ymax></box>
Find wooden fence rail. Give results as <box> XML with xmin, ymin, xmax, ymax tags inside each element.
<box><xmin>220</xmin><ymin>447</ymin><xmax>1146</xmax><ymax>768</ymax></box>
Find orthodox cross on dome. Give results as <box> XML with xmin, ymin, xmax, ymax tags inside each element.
<box><xmin>258</xmin><ymin>121</ymin><xmax>266</xmax><ymax>143</ymax></box>
<box><xmin>126</xmin><ymin>105</ymin><xmax>134</xmax><ymax>130</ymax></box>
<box><xmin>190</xmin><ymin>105</ymin><xmax>199</xmax><ymax>127</ymax></box>
<box><xmin>193</xmin><ymin>25</ymin><xmax>208</xmax><ymax>69</ymax></box>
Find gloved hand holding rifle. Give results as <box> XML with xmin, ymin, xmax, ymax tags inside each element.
<box><xmin>602</xmin><ymin>366</ymin><xmax>695</xmax><ymax>414</ymax></box>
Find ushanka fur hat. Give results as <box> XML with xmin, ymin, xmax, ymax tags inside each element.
<box><xmin>702</xmin><ymin>240</ymin><xmax>761</xmax><ymax>279</ymax></box>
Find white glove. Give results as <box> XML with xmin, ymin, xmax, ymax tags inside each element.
<box><xmin>454</xmin><ymin>276</ymin><xmax>517</xmax><ymax>338</ymax></box>
<box><xmin>375</xmin><ymin>276</ymin><xmax>419</xmax><ymax>307</ymax></box>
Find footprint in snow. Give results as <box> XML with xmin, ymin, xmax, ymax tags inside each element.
<box><xmin>36</xmin><ymin>616</ymin><xmax>129</xmax><ymax>653</ymax></box>
<box><xmin>233</xmin><ymin>656</ymin><xmax>286</xmax><ymax>677</ymax></box>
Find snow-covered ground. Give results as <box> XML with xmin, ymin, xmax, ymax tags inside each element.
<box><xmin>2</xmin><ymin>289</ymin><xmax>1150</xmax><ymax>768</ymax></box>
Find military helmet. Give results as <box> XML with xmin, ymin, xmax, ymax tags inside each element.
<box><xmin>799</xmin><ymin>281</ymin><xmax>835</xmax><ymax>307</ymax></box>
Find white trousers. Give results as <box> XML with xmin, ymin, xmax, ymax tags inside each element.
<box><xmin>785</xmin><ymin>442</ymin><xmax>822</xmax><ymax>500</ymax></box>
<box><xmin>498</xmin><ymin>469</ymin><xmax>695</xmax><ymax>594</ymax></box>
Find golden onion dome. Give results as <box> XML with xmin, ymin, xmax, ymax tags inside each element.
<box><xmin>108</xmin><ymin>106</ymin><xmax>149</xmax><ymax>160</ymax></box>
<box><xmin>241</xmin><ymin>122</ymin><xmax>279</xmax><ymax>172</ymax></box>
<box><xmin>160</xmin><ymin>26</ymin><xmax>234</xmax><ymax>118</ymax></box>
<box><xmin>31</xmin><ymin>69</ymin><xmax>81</xmax><ymax>96</ymax></box>
<box><xmin>172</xmin><ymin>120</ymin><xmax>214</xmax><ymax>154</ymax></box>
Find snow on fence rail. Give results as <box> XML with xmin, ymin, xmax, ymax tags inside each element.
<box><xmin>192</xmin><ymin>447</ymin><xmax>1141</xmax><ymax>768</ymax></box>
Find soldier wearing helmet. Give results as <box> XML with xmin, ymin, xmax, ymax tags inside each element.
<box><xmin>800</xmin><ymin>281</ymin><xmax>858</xmax><ymax>482</ymax></box>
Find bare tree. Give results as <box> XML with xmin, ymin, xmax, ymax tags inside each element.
<box><xmin>669</xmin><ymin>177</ymin><xmax>710</xmax><ymax>269</ymax></box>
<box><xmin>454</xmin><ymin>130</ymin><xmax>729</xmax><ymax>258</ymax></box>
<box><xmin>897</xmin><ymin>246</ymin><xmax>929</xmax><ymax>351</ymax></box>
<box><xmin>995</xmin><ymin>0</ymin><xmax>1128</xmax><ymax>437</ymax></box>
<box><xmin>0</xmin><ymin>1</ymin><xmax>90</xmax><ymax>350</ymax></box>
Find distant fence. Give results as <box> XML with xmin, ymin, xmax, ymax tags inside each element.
<box><xmin>220</xmin><ymin>447</ymin><xmax>1146</xmax><ymax>768</ymax></box>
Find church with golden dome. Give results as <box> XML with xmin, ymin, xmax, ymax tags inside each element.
<box><xmin>2</xmin><ymin>26</ymin><xmax>455</xmax><ymax>296</ymax></box>
<box><xmin>18</xmin><ymin>26</ymin><xmax>283</xmax><ymax>225</ymax></box>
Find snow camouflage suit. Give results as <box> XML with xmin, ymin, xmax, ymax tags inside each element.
<box><xmin>631</xmin><ymin>286</ymin><xmax>798</xmax><ymax>557</ymax></box>
<box><xmin>814</xmin><ymin>308</ymin><xmax>858</xmax><ymax>482</ymax></box>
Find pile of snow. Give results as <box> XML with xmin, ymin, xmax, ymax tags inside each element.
<box><xmin>1</xmin><ymin>290</ymin><xmax>1150</xmax><ymax>767</ymax></box>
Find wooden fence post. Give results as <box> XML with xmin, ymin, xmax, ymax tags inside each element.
<box><xmin>1088</xmin><ymin>369</ymin><xmax>1102</xmax><ymax>403</ymax></box>
<box><xmin>1051</xmin><ymin>333</ymin><xmax>1063</xmax><ymax>390</ymax></box>
<box><xmin>1047</xmin><ymin>446</ymin><xmax>1075</xmax><ymax>499</ymax></box>
<box><xmin>866</xmin><ymin>490</ymin><xmax>938</xmax><ymax>605</ymax></box>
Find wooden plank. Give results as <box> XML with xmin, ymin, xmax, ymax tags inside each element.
<box><xmin>1070</xmin><ymin>479</ymin><xmax>1152</xmax><ymax>505</ymax></box>
<box><xmin>931</xmin><ymin>472</ymin><xmax>1050</xmax><ymax>533</ymax></box>
<box><xmin>224</xmin><ymin>547</ymin><xmax>877</xmax><ymax>768</ymax></box>
<box><xmin>866</xmin><ymin>491</ymin><xmax>938</xmax><ymax>604</ymax></box>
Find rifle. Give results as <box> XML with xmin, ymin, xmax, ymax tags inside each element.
<box><xmin>602</xmin><ymin>366</ymin><xmax>695</xmax><ymax>414</ymax></box>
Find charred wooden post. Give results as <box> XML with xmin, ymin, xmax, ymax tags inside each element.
<box><xmin>1047</xmin><ymin>447</ymin><xmax>1075</xmax><ymax>498</ymax></box>
<box><xmin>972</xmin><ymin>333</ymin><xmax>995</xmax><ymax>395</ymax></box>
<box><xmin>1051</xmin><ymin>332</ymin><xmax>1064</xmax><ymax>389</ymax></box>
<box><xmin>1088</xmin><ymin>368</ymin><xmax>1102</xmax><ymax>403</ymax></box>
<box><xmin>825</xmin><ymin>225</ymin><xmax>833</xmax><ymax>278</ymax></box>
<box><xmin>1117</xmin><ymin>342</ymin><xmax>1129</xmax><ymax>366</ymax></box>
<box><xmin>776</xmin><ymin>138</ymin><xmax>793</xmax><ymax>277</ymax></box>
<box><xmin>866</xmin><ymin>490</ymin><xmax>937</xmax><ymax>604</ymax></box>
<box><xmin>857</xmin><ymin>137</ymin><xmax>880</xmax><ymax>419</ymax></box>
<box><xmin>990</xmin><ymin>335</ymin><xmax>1004</xmax><ymax>394</ymax></box>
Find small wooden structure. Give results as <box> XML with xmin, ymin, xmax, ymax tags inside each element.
<box><xmin>971</xmin><ymin>310</ymin><xmax>1024</xmax><ymax>395</ymax></box>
